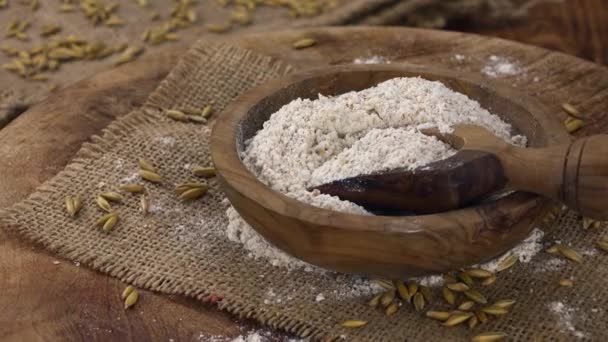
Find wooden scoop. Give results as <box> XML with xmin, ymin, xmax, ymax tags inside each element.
<box><xmin>312</xmin><ymin>124</ymin><xmax>608</xmax><ymax>219</ymax></box>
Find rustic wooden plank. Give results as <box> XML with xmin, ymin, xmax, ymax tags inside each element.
<box><xmin>1</xmin><ymin>26</ymin><xmax>607</xmax><ymax>341</ymax></box>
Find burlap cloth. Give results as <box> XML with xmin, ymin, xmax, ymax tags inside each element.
<box><xmin>2</xmin><ymin>41</ymin><xmax>607</xmax><ymax>341</ymax></box>
<box><xmin>0</xmin><ymin>0</ymin><xmax>545</xmax><ymax>127</ymax></box>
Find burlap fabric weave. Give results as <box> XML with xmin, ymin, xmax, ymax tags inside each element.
<box><xmin>0</xmin><ymin>0</ymin><xmax>546</xmax><ymax>128</ymax></box>
<box><xmin>2</xmin><ymin>41</ymin><xmax>607</xmax><ymax>341</ymax></box>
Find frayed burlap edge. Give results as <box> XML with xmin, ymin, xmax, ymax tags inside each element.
<box><xmin>0</xmin><ymin>43</ymin><xmax>341</xmax><ymax>341</ymax></box>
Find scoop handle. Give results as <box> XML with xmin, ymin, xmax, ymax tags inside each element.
<box><xmin>494</xmin><ymin>135</ymin><xmax>608</xmax><ymax>220</ymax></box>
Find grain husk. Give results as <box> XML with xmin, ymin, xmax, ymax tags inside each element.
<box><xmin>124</xmin><ymin>289</ymin><xmax>139</xmax><ymax>309</ymax></box>
<box><xmin>102</xmin><ymin>214</ymin><xmax>118</xmax><ymax>232</ymax></box>
<box><xmin>385</xmin><ymin>302</ymin><xmax>399</xmax><ymax>315</ymax></box>
<box><xmin>96</xmin><ymin>195</ymin><xmax>112</xmax><ymax>212</ymax></box>
<box><xmin>139</xmin><ymin>169</ymin><xmax>162</xmax><ymax>183</ymax></box>
<box><xmin>140</xmin><ymin>195</ymin><xmax>149</xmax><ymax>215</ymax></box>
<box><xmin>597</xmin><ymin>239</ymin><xmax>608</xmax><ymax>253</ymax></box>
<box><xmin>420</xmin><ymin>285</ymin><xmax>433</xmax><ymax>302</ymax></box>
<box><xmin>180</xmin><ymin>187</ymin><xmax>207</xmax><ymax>200</ymax></box>
<box><xmin>464</xmin><ymin>289</ymin><xmax>487</xmax><ymax>304</ymax></box>
<box><xmin>166</xmin><ymin>109</ymin><xmax>189</xmax><ymax>122</ymax></box>
<box><xmin>292</xmin><ymin>37</ymin><xmax>316</xmax><ymax>49</ymax></box>
<box><xmin>367</xmin><ymin>293</ymin><xmax>381</xmax><ymax>308</ymax></box>
<box><xmin>379</xmin><ymin>289</ymin><xmax>396</xmax><ymax>307</ymax></box>
<box><xmin>120</xmin><ymin>184</ymin><xmax>145</xmax><ymax>193</ymax></box>
<box><xmin>492</xmin><ymin>299</ymin><xmax>516</xmax><ymax>308</ymax></box>
<box><xmin>496</xmin><ymin>254</ymin><xmax>517</xmax><ymax>272</ymax></box>
<box><xmin>95</xmin><ymin>212</ymin><xmax>116</xmax><ymax>226</ymax></box>
<box><xmin>340</xmin><ymin>320</ymin><xmax>367</xmax><ymax>328</ymax></box>
<box><xmin>442</xmin><ymin>287</ymin><xmax>455</xmax><ymax>305</ymax></box>
<box><xmin>465</xmin><ymin>268</ymin><xmax>493</xmax><ymax>278</ymax></box>
<box><xmin>480</xmin><ymin>306</ymin><xmax>508</xmax><ymax>315</ymax></box>
<box><xmin>426</xmin><ymin>311</ymin><xmax>450</xmax><ymax>321</ymax></box>
<box><xmin>201</xmin><ymin>105</ymin><xmax>214</xmax><ymax>119</ymax></box>
<box><xmin>138</xmin><ymin>158</ymin><xmax>156</xmax><ymax>173</ymax></box>
<box><xmin>407</xmin><ymin>282</ymin><xmax>418</xmax><ymax>296</ymax></box>
<box><xmin>446</xmin><ymin>282</ymin><xmax>469</xmax><ymax>292</ymax></box>
<box><xmin>468</xmin><ymin>315</ymin><xmax>478</xmax><ymax>329</ymax></box>
<box><xmin>121</xmin><ymin>285</ymin><xmax>135</xmax><ymax>300</ymax></box>
<box><xmin>557</xmin><ymin>244</ymin><xmax>583</xmax><ymax>263</ymax></box>
<box><xmin>458</xmin><ymin>272</ymin><xmax>474</xmax><ymax>287</ymax></box>
<box><xmin>481</xmin><ymin>275</ymin><xmax>496</xmax><ymax>287</ymax></box>
<box><xmin>413</xmin><ymin>292</ymin><xmax>425</xmax><ymax>311</ymax></box>
<box><xmin>101</xmin><ymin>191</ymin><xmax>123</xmax><ymax>202</ymax></box>
<box><xmin>443</xmin><ymin>312</ymin><xmax>473</xmax><ymax>327</ymax></box>
<box><xmin>561</xmin><ymin>103</ymin><xmax>581</xmax><ymax>117</ymax></box>
<box><xmin>471</xmin><ymin>331</ymin><xmax>507</xmax><ymax>342</ymax></box>
<box><xmin>475</xmin><ymin>310</ymin><xmax>488</xmax><ymax>323</ymax></box>
<box><xmin>193</xmin><ymin>166</ymin><xmax>216</xmax><ymax>178</ymax></box>
<box><xmin>458</xmin><ymin>301</ymin><xmax>475</xmax><ymax>311</ymax></box>
<box><xmin>395</xmin><ymin>281</ymin><xmax>410</xmax><ymax>302</ymax></box>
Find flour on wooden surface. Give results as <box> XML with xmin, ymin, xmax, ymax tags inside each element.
<box><xmin>353</xmin><ymin>55</ymin><xmax>391</xmax><ymax>64</ymax></box>
<box><xmin>228</xmin><ymin>76</ymin><xmax>526</xmax><ymax>271</ymax></box>
<box><xmin>482</xmin><ymin>55</ymin><xmax>522</xmax><ymax>78</ymax></box>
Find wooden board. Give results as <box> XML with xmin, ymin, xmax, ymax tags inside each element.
<box><xmin>1</xmin><ymin>26</ymin><xmax>608</xmax><ymax>341</ymax></box>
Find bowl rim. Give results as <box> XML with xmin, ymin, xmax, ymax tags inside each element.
<box><xmin>210</xmin><ymin>63</ymin><xmax>570</xmax><ymax>235</ymax></box>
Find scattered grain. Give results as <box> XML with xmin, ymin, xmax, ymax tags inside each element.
<box><xmin>458</xmin><ymin>301</ymin><xmax>475</xmax><ymax>311</ymax></box>
<box><xmin>101</xmin><ymin>191</ymin><xmax>123</xmax><ymax>202</ymax></box>
<box><xmin>139</xmin><ymin>169</ymin><xmax>162</xmax><ymax>183</ymax></box>
<box><xmin>495</xmin><ymin>254</ymin><xmax>517</xmax><ymax>272</ymax></box>
<box><xmin>557</xmin><ymin>244</ymin><xmax>583</xmax><ymax>263</ymax></box>
<box><xmin>193</xmin><ymin>166</ymin><xmax>216</xmax><ymax>178</ymax></box>
<box><xmin>442</xmin><ymin>287</ymin><xmax>455</xmax><ymax>305</ymax></box>
<box><xmin>426</xmin><ymin>311</ymin><xmax>450</xmax><ymax>321</ymax></box>
<box><xmin>121</xmin><ymin>285</ymin><xmax>135</xmax><ymax>299</ymax></box>
<box><xmin>464</xmin><ymin>289</ymin><xmax>487</xmax><ymax>304</ymax></box>
<box><xmin>124</xmin><ymin>288</ymin><xmax>139</xmax><ymax>309</ymax></box>
<box><xmin>413</xmin><ymin>292</ymin><xmax>425</xmax><ymax>311</ymax></box>
<box><xmin>446</xmin><ymin>282</ymin><xmax>469</xmax><ymax>292</ymax></box>
<box><xmin>292</xmin><ymin>37</ymin><xmax>316</xmax><ymax>49</ymax></box>
<box><xmin>443</xmin><ymin>312</ymin><xmax>473</xmax><ymax>327</ymax></box>
<box><xmin>385</xmin><ymin>302</ymin><xmax>399</xmax><ymax>315</ymax></box>
<box><xmin>138</xmin><ymin>158</ymin><xmax>156</xmax><ymax>173</ymax></box>
<box><xmin>340</xmin><ymin>320</ymin><xmax>367</xmax><ymax>328</ymax></box>
<box><xmin>481</xmin><ymin>276</ymin><xmax>496</xmax><ymax>287</ymax></box>
<box><xmin>471</xmin><ymin>331</ymin><xmax>507</xmax><ymax>342</ymax></box>
<box><xmin>120</xmin><ymin>184</ymin><xmax>145</xmax><ymax>193</ymax></box>
<box><xmin>96</xmin><ymin>195</ymin><xmax>112</xmax><ymax>212</ymax></box>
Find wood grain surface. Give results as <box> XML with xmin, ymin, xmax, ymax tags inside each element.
<box><xmin>1</xmin><ymin>25</ymin><xmax>608</xmax><ymax>341</ymax></box>
<box><xmin>451</xmin><ymin>0</ymin><xmax>608</xmax><ymax>65</ymax></box>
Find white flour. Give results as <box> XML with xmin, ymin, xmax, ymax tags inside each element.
<box><xmin>480</xmin><ymin>228</ymin><xmax>545</xmax><ymax>272</ymax></box>
<box><xmin>482</xmin><ymin>55</ymin><xmax>521</xmax><ymax>78</ymax></box>
<box><xmin>353</xmin><ymin>55</ymin><xmax>391</xmax><ymax>64</ymax></box>
<box><xmin>227</xmin><ymin>77</ymin><xmax>526</xmax><ymax>270</ymax></box>
<box><xmin>548</xmin><ymin>301</ymin><xmax>587</xmax><ymax>339</ymax></box>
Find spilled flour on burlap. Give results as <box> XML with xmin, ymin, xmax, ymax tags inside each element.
<box><xmin>479</xmin><ymin>228</ymin><xmax>545</xmax><ymax>272</ymax></box>
<box><xmin>548</xmin><ymin>301</ymin><xmax>588</xmax><ymax>339</ymax></box>
<box><xmin>226</xmin><ymin>77</ymin><xmax>527</xmax><ymax>271</ymax></box>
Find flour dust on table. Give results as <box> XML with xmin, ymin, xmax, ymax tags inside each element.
<box><xmin>226</xmin><ymin>77</ymin><xmax>528</xmax><ymax>271</ymax></box>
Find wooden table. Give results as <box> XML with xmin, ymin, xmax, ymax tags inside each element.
<box><xmin>2</xmin><ymin>24</ymin><xmax>608</xmax><ymax>341</ymax></box>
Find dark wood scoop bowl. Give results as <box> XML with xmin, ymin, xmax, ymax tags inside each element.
<box><xmin>313</xmin><ymin>124</ymin><xmax>608</xmax><ymax>220</ymax></box>
<box><xmin>210</xmin><ymin>64</ymin><xmax>570</xmax><ymax>278</ymax></box>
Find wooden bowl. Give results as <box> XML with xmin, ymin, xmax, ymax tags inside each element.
<box><xmin>211</xmin><ymin>64</ymin><xmax>569</xmax><ymax>278</ymax></box>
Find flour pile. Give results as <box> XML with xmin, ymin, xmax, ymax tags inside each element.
<box><xmin>226</xmin><ymin>77</ymin><xmax>526</xmax><ymax>269</ymax></box>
